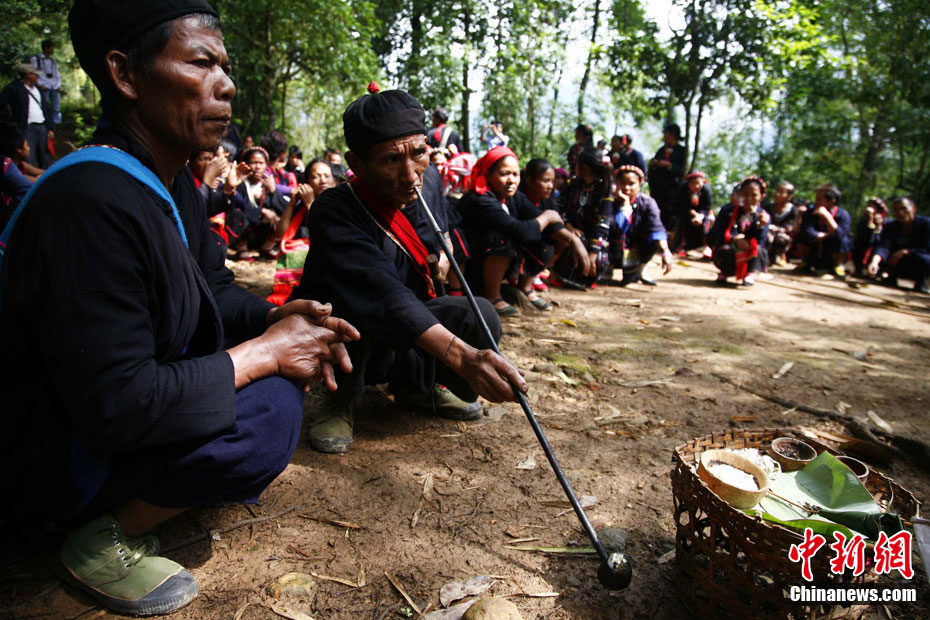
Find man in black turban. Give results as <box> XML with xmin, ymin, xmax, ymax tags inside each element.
<box><xmin>0</xmin><ymin>1</ymin><xmax>359</xmax><ymax>614</ymax></box>
<box><xmin>291</xmin><ymin>83</ymin><xmax>526</xmax><ymax>454</ymax></box>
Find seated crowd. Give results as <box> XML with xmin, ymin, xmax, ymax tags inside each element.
<box><xmin>0</xmin><ymin>2</ymin><xmax>927</xmax><ymax>616</ymax></box>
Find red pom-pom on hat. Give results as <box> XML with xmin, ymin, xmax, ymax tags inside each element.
<box><xmin>367</xmin><ymin>81</ymin><xmax>380</xmax><ymax>94</ymax></box>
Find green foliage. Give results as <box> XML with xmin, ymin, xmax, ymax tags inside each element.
<box><xmin>213</xmin><ymin>0</ymin><xmax>380</xmax><ymax>142</ymax></box>
<box><xmin>1</xmin><ymin>0</ymin><xmax>928</xmax><ymax>216</ymax></box>
<box><xmin>478</xmin><ymin>0</ymin><xmax>577</xmax><ymax>162</ymax></box>
<box><xmin>0</xmin><ymin>1</ymin><xmax>71</xmax><ymax>76</ymax></box>
<box><xmin>758</xmin><ymin>0</ymin><xmax>930</xmax><ymax>213</ymax></box>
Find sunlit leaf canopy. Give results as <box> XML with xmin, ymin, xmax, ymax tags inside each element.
<box><xmin>3</xmin><ymin>0</ymin><xmax>929</xmax><ymax>212</ymax></box>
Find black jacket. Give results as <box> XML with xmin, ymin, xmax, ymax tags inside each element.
<box><xmin>0</xmin><ymin>127</ymin><xmax>272</xmax><ymax>515</ymax></box>
<box><xmin>292</xmin><ymin>165</ymin><xmax>448</xmax><ymax>351</ymax></box>
<box><xmin>0</xmin><ymin>78</ymin><xmax>52</xmax><ymax>131</ymax></box>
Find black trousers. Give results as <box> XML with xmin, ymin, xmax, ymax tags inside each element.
<box><xmin>61</xmin><ymin>376</ymin><xmax>304</xmax><ymax>525</ymax></box>
<box><xmin>889</xmin><ymin>252</ymin><xmax>930</xmax><ymax>289</ymax></box>
<box><xmin>714</xmin><ymin>244</ymin><xmax>762</xmax><ymax>276</ymax></box>
<box><xmin>333</xmin><ymin>296</ymin><xmax>501</xmax><ymax>404</ymax></box>
<box><xmin>25</xmin><ymin>122</ymin><xmax>50</xmax><ymax>169</ymax></box>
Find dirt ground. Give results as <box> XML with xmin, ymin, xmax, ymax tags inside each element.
<box><xmin>3</xmin><ymin>254</ymin><xmax>929</xmax><ymax>620</ymax></box>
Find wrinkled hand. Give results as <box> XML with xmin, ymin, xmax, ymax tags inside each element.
<box><xmin>458</xmin><ymin>348</ymin><xmax>527</xmax><ymax>403</ymax></box>
<box><xmin>266</xmin><ymin>300</ymin><xmax>360</xmax><ymax>391</ymax></box>
<box><xmin>260</xmin><ymin>314</ymin><xmax>357</xmax><ymax>391</ymax></box>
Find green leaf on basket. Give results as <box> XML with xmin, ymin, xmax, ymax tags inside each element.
<box><xmin>795</xmin><ymin>452</ymin><xmax>878</xmax><ymax>515</ymax></box>
<box><xmin>757</xmin><ymin>452</ymin><xmax>896</xmax><ymax>540</ymax></box>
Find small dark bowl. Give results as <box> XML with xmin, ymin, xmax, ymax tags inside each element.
<box><xmin>836</xmin><ymin>455</ymin><xmax>869</xmax><ymax>482</ymax></box>
<box><xmin>768</xmin><ymin>437</ymin><xmax>817</xmax><ymax>472</ymax></box>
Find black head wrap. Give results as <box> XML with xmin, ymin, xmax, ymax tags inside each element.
<box><xmin>69</xmin><ymin>0</ymin><xmax>219</xmax><ymax>92</ymax></box>
<box><xmin>343</xmin><ymin>82</ymin><xmax>427</xmax><ymax>154</ymax></box>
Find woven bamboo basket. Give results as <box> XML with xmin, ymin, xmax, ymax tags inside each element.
<box><xmin>671</xmin><ymin>428</ymin><xmax>920</xmax><ymax>620</ymax></box>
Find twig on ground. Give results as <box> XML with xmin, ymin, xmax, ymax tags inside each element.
<box><xmin>297</xmin><ymin>515</ymin><xmax>362</xmax><ymax>530</ymax></box>
<box><xmin>163</xmin><ymin>504</ymin><xmax>307</xmax><ymax>552</ymax></box>
<box><xmin>384</xmin><ymin>572</ymin><xmax>422</xmax><ymax>615</ymax></box>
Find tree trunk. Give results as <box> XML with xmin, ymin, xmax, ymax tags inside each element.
<box><xmin>683</xmin><ymin>92</ymin><xmax>694</xmax><ymax>164</ymax></box>
<box><xmin>691</xmin><ymin>95</ymin><xmax>705</xmax><ymax>172</ymax></box>
<box><xmin>547</xmin><ymin>52</ymin><xmax>565</xmax><ymax>146</ymax></box>
<box><xmin>263</xmin><ymin>7</ymin><xmax>275</xmax><ymax>132</ymax></box>
<box><xmin>861</xmin><ymin>110</ymin><xmax>890</xmax><ymax>196</ymax></box>
<box><xmin>460</xmin><ymin>0</ymin><xmax>472</xmax><ymax>151</ymax></box>
<box><xmin>280</xmin><ymin>70</ymin><xmax>288</xmax><ymax>134</ymax></box>
<box><xmin>577</xmin><ymin>0</ymin><xmax>601</xmax><ymax>123</ymax></box>
<box><xmin>529</xmin><ymin>63</ymin><xmax>537</xmax><ymax>155</ymax></box>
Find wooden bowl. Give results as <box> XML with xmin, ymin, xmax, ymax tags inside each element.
<box><xmin>697</xmin><ymin>449</ymin><xmax>770</xmax><ymax>509</ymax></box>
<box><xmin>768</xmin><ymin>437</ymin><xmax>817</xmax><ymax>472</ymax></box>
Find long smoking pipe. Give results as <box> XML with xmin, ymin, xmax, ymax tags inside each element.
<box><xmin>414</xmin><ymin>187</ymin><xmax>632</xmax><ymax>590</ymax></box>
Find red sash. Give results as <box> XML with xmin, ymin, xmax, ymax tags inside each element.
<box><xmin>724</xmin><ymin>205</ymin><xmax>760</xmax><ymax>279</ymax></box>
<box><xmin>350</xmin><ymin>176</ymin><xmax>436</xmax><ymax>298</ymax></box>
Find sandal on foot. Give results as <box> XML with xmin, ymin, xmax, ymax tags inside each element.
<box><xmin>531</xmin><ymin>297</ymin><xmax>552</xmax><ymax>311</ymax></box>
<box><xmin>491</xmin><ymin>297</ymin><xmax>520</xmax><ymax>317</ymax></box>
<box><xmin>524</xmin><ymin>290</ymin><xmax>552</xmax><ymax>311</ymax></box>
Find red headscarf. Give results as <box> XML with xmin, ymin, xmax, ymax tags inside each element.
<box><xmin>467</xmin><ymin>145</ymin><xmax>518</xmax><ymax>196</ymax></box>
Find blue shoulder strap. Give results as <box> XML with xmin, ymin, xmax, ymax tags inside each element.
<box><xmin>0</xmin><ymin>146</ymin><xmax>188</xmax><ymax>313</ymax></box>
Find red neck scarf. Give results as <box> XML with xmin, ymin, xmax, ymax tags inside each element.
<box><xmin>431</xmin><ymin>124</ymin><xmax>447</xmax><ymax>144</ymax></box>
<box><xmin>724</xmin><ymin>204</ymin><xmax>760</xmax><ymax>280</ymax></box>
<box><xmin>467</xmin><ymin>145</ymin><xmax>517</xmax><ymax>197</ymax></box>
<box><xmin>350</xmin><ymin>175</ymin><xmax>436</xmax><ymax>298</ymax></box>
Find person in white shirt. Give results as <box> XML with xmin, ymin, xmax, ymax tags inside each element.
<box><xmin>481</xmin><ymin>120</ymin><xmax>509</xmax><ymax>151</ymax></box>
<box><xmin>0</xmin><ymin>63</ymin><xmax>53</xmax><ymax>168</ymax></box>
<box><xmin>31</xmin><ymin>39</ymin><xmax>62</xmax><ymax>127</ymax></box>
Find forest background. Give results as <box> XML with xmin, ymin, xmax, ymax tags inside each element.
<box><xmin>3</xmin><ymin>0</ymin><xmax>929</xmax><ymax>215</ymax></box>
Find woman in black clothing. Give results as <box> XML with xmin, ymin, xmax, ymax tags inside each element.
<box><xmin>672</xmin><ymin>170</ymin><xmax>713</xmax><ymax>254</ymax></box>
<box><xmin>764</xmin><ymin>181</ymin><xmax>799</xmax><ymax>266</ymax></box>
<box><xmin>460</xmin><ymin>146</ymin><xmax>587</xmax><ymax>316</ymax></box>
<box><xmin>234</xmin><ymin>146</ymin><xmax>288</xmax><ymax>261</ymax></box>
<box><xmin>520</xmin><ymin>158</ymin><xmax>588</xmax><ymax>291</ymax></box>
<box><xmin>851</xmin><ymin>197</ymin><xmax>887</xmax><ymax>275</ymax></box>
<box><xmin>553</xmin><ymin>149</ymin><xmax>614</xmax><ymax>287</ymax></box>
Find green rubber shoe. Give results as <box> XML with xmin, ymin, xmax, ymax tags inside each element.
<box><xmin>59</xmin><ymin>514</ymin><xmax>198</xmax><ymax>616</ymax></box>
<box><xmin>394</xmin><ymin>384</ymin><xmax>483</xmax><ymax>421</ymax></box>
<box><xmin>308</xmin><ymin>397</ymin><xmax>354</xmax><ymax>453</ymax></box>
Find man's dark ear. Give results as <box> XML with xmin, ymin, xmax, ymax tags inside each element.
<box><xmin>345</xmin><ymin>150</ymin><xmax>363</xmax><ymax>174</ymax></box>
<box><xmin>104</xmin><ymin>50</ymin><xmax>139</xmax><ymax>101</ymax></box>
